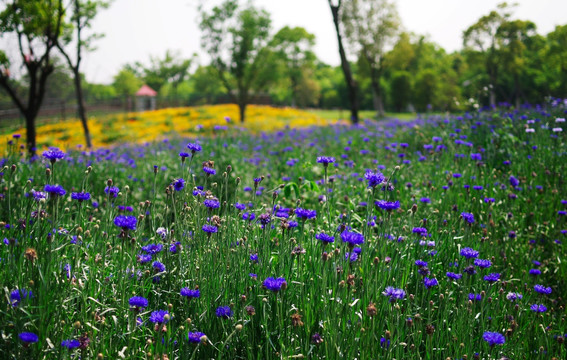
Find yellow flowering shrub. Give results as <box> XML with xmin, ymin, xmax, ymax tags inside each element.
<box><xmin>2</xmin><ymin>105</ymin><xmax>341</xmax><ymax>152</ymax></box>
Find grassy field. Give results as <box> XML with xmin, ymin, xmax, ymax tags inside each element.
<box><xmin>307</xmin><ymin>109</ymin><xmax>419</xmax><ymax>121</ymax></box>
<box><xmin>0</xmin><ymin>104</ymin><xmax>566</xmax><ymax>359</ymax></box>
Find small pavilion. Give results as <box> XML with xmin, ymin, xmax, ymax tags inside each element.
<box><xmin>135</xmin><ymin>85</ymin><xmax>157</xmax><ymax>111</ymax></box>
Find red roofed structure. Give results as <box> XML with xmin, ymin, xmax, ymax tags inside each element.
<box><xmin>136</xmin><ymin>84</ymin><xmax>157</xmax><ymax>97</ymax></box>
<box><xmin>135</xmin><ymin>85</ymin><xmax>157</xmax><ymax>111</ymax></box>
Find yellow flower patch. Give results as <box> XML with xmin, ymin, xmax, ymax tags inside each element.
<box><xmin>2</xmin><ymin>104</ymin><xmax>341</xmax><ymax>152</ymax></box>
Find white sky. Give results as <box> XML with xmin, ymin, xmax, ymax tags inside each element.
<box><xmin>82</xmin><ymin>0</ymin><xmax>567</xmax><ymax>84</ymax></box>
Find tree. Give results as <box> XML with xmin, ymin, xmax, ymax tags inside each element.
<box><xmin>463</xmin><ymin>2</ymin><xmax>513</xmax><ymax>107</ymax></box>
<box><xmin>138</xmin><ymin>50</ymin><xmax>195</xmax><ymax>97</ymax></box>
<box><xmin>0</xmin><ymin>0</ymin><xmax>65</xmax><ymax>156</ymax></box>
<box><xmin>327</xmin><ymin>0</ymin><xmax>359</xmax><ymax>123</ymax></box>
<box><xmin>199</xmin><ymin>0</ymin><xmax>271</xmax><ymax>122</ymax></box>
<box><xmin>390</xmin><ymin>71</ymin><xmax>412</xmax><ymax>112</ymax></box>
<box><xmin>341</xmin><ymin>0</ymin><xmax>400</xmax><ymax>117</ymax></box>
<box><xmin>188</xmin><ymin>65</ymin><xmax>226</xmax><ymax>104</ymax></box>
<box><xmin>269</xmin><ymin>26</ymin><xmax>317</xmax><ymax>107</ymax></box>
<box><xmin>57</xmin><ymin>0</ymin><xmax>109</xmax><ymax>149</ymax></box>
<box><xmin>545</xmin><ymin>25</ymin><xmax>567</xmax><ymax>97</ymax></box>
<box><xmin>496</xmin><ymin>19</ymin><xmax>536</xmax><ymax>107</ymax></box>
<box><xmin>113</xmin><ymin>67</ymin><xmax>142</xmax><ymax>97</ymax></box>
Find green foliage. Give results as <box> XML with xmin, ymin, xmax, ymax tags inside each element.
<box><xmin>112</xmin><ymin>67</ymin><xmax>142</xmax><ymax>97</ymax></box>
<box><xmin>199</xmin><ymin>0</ymin><xmax>272</xmax><ymax>121</ymax></box>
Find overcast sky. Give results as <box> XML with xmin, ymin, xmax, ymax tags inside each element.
<box><xmin>82</xmin><ymin>0</ymin><xmax>567</xmax><ymax>84</ymax></box>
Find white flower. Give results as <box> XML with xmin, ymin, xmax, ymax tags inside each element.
<box><xmin>156</xmin><ymin>227</ymin><xmax>168</xmax><ymax>240</ymax></box>
<box><xmin>525</xmin><ymin>128</ymin><xmax>535</xmax><ymax>133</ymax></box>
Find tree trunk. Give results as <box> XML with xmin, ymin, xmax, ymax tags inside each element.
<box><xmin>370</xmin><ymin>77</ymin><xmax>385</xmax><ymax>118</ymax></box>
<box><xmin>73</xmin><ymin>68</ymin><xmax>92</xmax><ymax>148</ymax></box>
<box><xmin>25</xmin><ymin>112</ymin><xmax>37</xmax><ymax>156</ymax></box>
<box><xmin>238</xmin><ymin>101</ymin><xmax>247</xmax><ymax>123</ymax></box>
<box><xmin>329</xmin><ymin>3</ymin><xmax>359</xmax><ymax>124</ymax></box>
<box><xmin>514</xmin><ymin>75</ymin><xmax>521</xmax><ymax>109</ymax></box>
<box><xmin>489</xmin><ymin>89</ymin><xmax>496</xmax><ymax>108</ymax></box>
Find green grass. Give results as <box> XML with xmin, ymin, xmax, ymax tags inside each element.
<box><xmin>307</xmin><ymin>109</ymin><xmax>420</xmax><ymax>121</ymax></box>
<box><xmin>0</xmin><ymin>106</ymin><xmax>565</xmax><ymax>359</ymax></box>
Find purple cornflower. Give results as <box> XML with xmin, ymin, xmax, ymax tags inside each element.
<box><xmin>179</xmin><ymin>152</ymin><xmax>189</xmax><ymax>159</ymax></box>
<box><xmin>202</xmin><ymin>224</ymin><xmax>218</xmax><ymax>234</ymax></box>
<box><xmin>534</xmin><ymin>284</ymin><xmax>552</xmax><ymax>295</ymax></box>
<box><xmin>61</xmin><ymin>339</ymin><xmax>80</xmax><ymax>349</ymax></box>
<box><xmin>474</xmin><ymin>259</ymin><xmax>491</xmax><ymax>268</ymax></box>
<box><xmin>141</xmin><ymin>244</ymin><xmax>163</xmax><ymax>255</ymax></box>
<box><xmin>529</xmin><ymin>269</ymin><xmax>541</xmax><ymax>276</ymax></box>
<box><xmin>364</xmin><ymin>170</ymin><xmax>385</xmax><ymax>188</ymax></box>
<box><xmin>42</xmin><ymin>147</ymin><xmax>65</xmax><ymax>162</ymax></box>
<box><xmin>114</xmin><ymin>215</ymin><xmax>137</xmax><ymax>230</ymax></box>
<box><xmin>315</xmin><ymin>232</ymin><xmax>335</xmax><ymax>243</ymax></box>
<box><xmin>188</xmin><ymin>332</ymin><xmax>206</xmax><ymax>343</ymax></box>
<box><xmin>468</xmin><ymin>293</ymin><xmax>482</xmax><ymax>301</ymax></box>
<box><xmin>104</xmin><ymin>186</ymin><xmax>120</xmax><ymax>198</ymax></box>
<box><xmin>506</xmin><ymin>292</ymin><xmax>523</xmax><ymax>301</ymax></box>
<box><xmin>317</xmin><ymin>156</ymin><xmax>335</xmax><ymax>165</ymax></box>
<box><xmin>215</xmin><ymin>306</ymin><xmax>233</xmax><ymax>318</ymax></box>
<box><xmin>234</xmin><ymin>203</ymin><xmax>246</xmax><ymax>211</ymax></box>
<box><xmin>509</xmin><ymin>175</ymin><xmax>519</xmax><ymax>187</ymax></box>
<box><xmin>180</xmin><ymin>288</ymin><xmax>200</xmax><ymax>298</ymax></box>
<box><xmin>382</xmin><ymin>286</ymin><xmax>406</xmax><ymax>302</ymax></box>
<box><xmin>483</xmin><ymin>331</ymin><xmax>505</xmax><ymax>346</ymax></box>
<box><xmin>263</xmin><ymin>277</ymin><xmax>287</xmax><ymax>292</ymax></box>
<box><xmin>44</xmin><ymin>184</ymin><xmax>66</xmax><ymax>197</ymax></box>
<box><xmin>375</xmin><ymin>200</ymin><xmax>400</xmax><ymax>211</ymax></box>
<box><xmin>461</xmin><ymin>212</ymin><xmax>475</xmax><ymax>224</ymax></box>
<box><xmin>137</xmin><ymin>254</ymin><xmax>152</xmax><ymax>264</ymax></box>
<box><xmin>295</xmin><ymin>207</ymin><xmax>317</xmax><ymax>220</ymax></box>
<box><xmin>415</xmin><ymin>260</ymin><xmax>428</xmax><ymax>267</ymax></box>
<box><xmin>446</xmin><ymin>272</ymin><xmax>462</xmax><ymax>280</ymax></box>
<box><xmin>203</xmin><ymin>167</ymin><xmax>216</xmax><ymax>175</ymax></box>
<box><xmin>19</xmin><ymin>332</ymin><xmax>39</xmax><ymax>344</ymax></box>
<box><xmin>149</xmin><ymin>310</ymin><xmax>170</xmax><ymax>323</ymax></box>
<box><xmin>172</xmin><ymin>178</ymin><xmax>185</xmax><ymax>191</ymax></box>
<box><xmin>152</xmin><ymin>261</ymin><xmax>166</xmax><ymax>272</ymax></box>
<box><xmin>129</xmin><ymin>296</ymin><xmax>149</xmax><ymax>309</ymax></box>
<box><xmin>423</xmin><ymin>277</ymin><xmax>438</xmax><ymax>289</ymax></box>
<box><xmin>204</xmin><ymin>199</ymin><xmax>220</xmax><ymax>209</ymax></box>
<box><xmin>412</xmin><ymin>227</ymin><xmax>428</xmax><ymax>237</ymax></box>
<box><xmin>483</xmin><ymin>273</ymin><xmax>500</xmax><ymax>282</ymax></box>
<box><xmin>187</xmin><ymin>143</ymin><xmax>202</xmax><ymax>153</ymax></box>
<box><xmin>340</xmin><ymin>230</ymin><xmax>364</xmax><ymax>247</ymax></box>
<box><xmin>460</xmin><ymin>247</ymin><xmax>479</xmax><ymax>259</ymax></box>
<box><xmin>10</xmin><ymin>289</ymin><xmax>33</xmax><ymax>307</ymax></box>
<box><xmin>470</xmin><ymin>153</ymin><xmax>482</xmax><ymax>161</ymax></box>
<box><xmin>530</xmin><ymin>304</ymin><xmax>547</xmax><ymax>313</ymax></box>
<box><xmin>30</xmin><ymin>190</ymin><xmax>47</xmax><ymax>202</ymax></box>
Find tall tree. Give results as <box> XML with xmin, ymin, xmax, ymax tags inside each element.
<box><xmin>327</xmin><ymin>0</ymin><xmax>359</xmax><ymax>123</ymax></box>
<box><xmin>137</xmin><ymin>50</ymin><xmax>195</xmax><ymax>96</ymax></box>
<box><xmin>496</xmin><ymin>19</ymin><xmax>536</xmax><ymax>108</ymax></box>
<box><xmin>199</xmin><ymin>0</ymin><xmax>271</xmax><ymax>122</ymax></box>
<box><xmin>269</xmin><ymin>26</ymin><xmax>317</xmax><ymax>107</ymax></box>
<box><xmin>463</xmin><ymin>2</ymin><xmax>513</xmax><ymax>107</ymax></box>
<box><xmin>112</xmin><ymin>67</ymin><xmax>142</xmax><ymax>97</ymax></box>
<box><xmin>0</xmin><ymin>0</ymin><xmax>65</xmax><ymax>156</ymax></box>
<box><xmin>341</xmin><ymin>0</ymin><xmax>400</xmax><ymax>117</ymax></box>
<box><xmin>57</xmin><ymin>0</ymin><xmax>109</xmax><ymax>149</ymax></box>
<box><xmin>545</xmin><ymin>25</ymin><xmax>567</xmax><ymax>97</ymax></box>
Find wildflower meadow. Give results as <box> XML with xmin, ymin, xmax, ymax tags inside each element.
<box><xmin>1</xmin><ymin>102</ymin><xmax>566</xmax><ymax>359</ymax></box>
